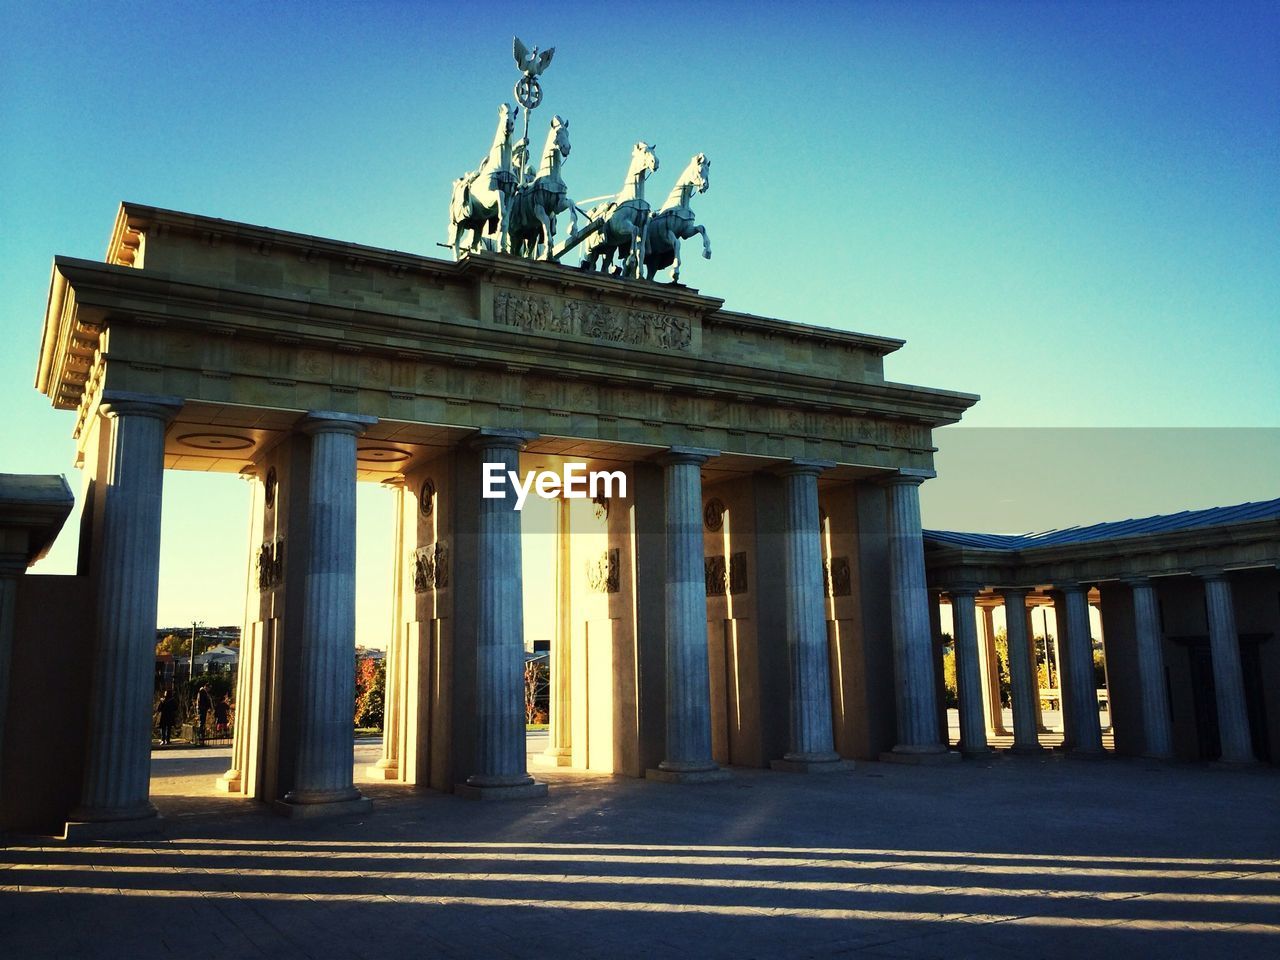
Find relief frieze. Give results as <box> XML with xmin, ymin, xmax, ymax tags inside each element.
<box><xmin>256</xmin><ymin>538</ymin><xmax>285</xmax><ymax>591</ymax></box>
<box><xmin>493</xmin><ymin>289</ymin><xmax>692</xmax><ymax>351</ymax></box>
<box><xmin>413</xmin><ymin>541</ymin><xmax>449</xmax><ymax>593</ymax></box>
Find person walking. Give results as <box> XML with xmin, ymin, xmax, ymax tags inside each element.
<box><xmin>155</xmin><ymin>689</ymin><xmax>179</xmax><ymax>745</ymax></box>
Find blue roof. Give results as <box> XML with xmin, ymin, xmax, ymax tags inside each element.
<box><xmin>925</xmin><ymin>498</ymin><xmax>1280</xmax><ymax>551</ymax></box>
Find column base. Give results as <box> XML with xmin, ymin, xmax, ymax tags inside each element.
<box><xmin>1008</xmin><ymin>743</ymin><xmax>1048</xmax><ymax>756</ymax></box>
<box><xmin>63</xmin><ymin>808</ymin><xmax>162</xmax><ymax>842</ymax></box>
<box><xmin>959</xmin><ymin>744</ymin><xmax>995</xmax><ymax>759</ymax></box>
<box><xmin>213</xmin><ymin>769</ymin><xmax>242</xmax><ymax>793</ymax></box>
<box><xmin>365</xmin><ymin>761</ymin><xmax>400</xmax><ymax>781</ymax></box>
<box><xmin>455</xmin><ymin>781</ymin><xmax>549</xmax><ymax>801</ymax></box>
<box><xmin>771</xmin><ymin>757</ymin><xmax>854</xmax><ymax>774</ymax></box>
<box><xmin>67</xmin><ymin>800</ymin><xmax>158</xmax><ymax>824</ymax></box>
<box><xmin>273</xmin><ymin>795</ymin><xmax>373</xmax><ymax>819</ymax></box>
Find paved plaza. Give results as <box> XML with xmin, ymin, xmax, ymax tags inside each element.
<box><xmin>2</xmin><ymin>739</ymin><xmax>1278</xmax><ymax>960</ymax></box>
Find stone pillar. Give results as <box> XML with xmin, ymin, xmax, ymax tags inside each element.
<box><xmin>979</xmin><ymin>604</ymin><xmax>1009</xmax><ymax>735</ymax></box>
<box><xmin>279</xmin><ymin>411</ymin><xmax>376</xmax><ymax>815</ymax></box>
<box><xmin>882</xmin><ymin>472</ymin><xmax>956</xmax><ymax>762</ymax></box>
<box><xmin>1029</xmin><ymin>602</ymin><xmax>1049</xmax><ymax>733</ymax></box>
<box><xmin>648</xmin><ymin>446</ymin><xmax>728</xmax><ymax>782</ymax></box>
<box><xmin>1200</xmin><ymin>570</ymin><xmax>1255</xmax><ymax>764</ymax></box>
<box><xmin>950</xmin><ymin>588</ymin><xmax>991</xmax><ymax>756</ymax></box>
<box><xmin>460</xmin><ymin>428</ymin><xmax>547</xmax><ymax>798</ymax></box>
<box><xmin>1051</xmin><ymin>591</ymin><xmax>1075</xmax><ymax>747</ymax></box>
<box><xmin>771</xmin><ymin>460</ymin><xmax>845</xmax><ymax>772</ymax></box>
<box><xmin>1125</xmin><ymin>577</ymin><xmax>1173</xmax><ymax>760</ymax></box>
<box><xmin>368</xmin><ymin>480</ymin><xmax>405</xmax><ymax>780</ymax></box>
<box><xmin>1060</xmin><ymin>583</ymin><xmax>1104</xmax><ymax>756</ymax></box>
<box><xmin>71</xmin><ymin>393</ymin><xmax>181</xmax><ymax>825</ymax></box>
<box><xmin>543</xmin><ymin>497</ymin><xmax>573</xmax><ymax>766</ymax></box>
<box><xmin>1001</xmin><ymin>588</ymin><xmax>1043</xmax><ymax>754</ymax></box>
<box><xmin>215</xmin><ymin>472</ymin><xmax>262</xmax><ymax>796</ymax></box>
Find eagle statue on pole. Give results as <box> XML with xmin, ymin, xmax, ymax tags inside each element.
<box><xmin>513</xmin><ymin>36</ymin><xmax>555</xmax><ymax>77</ymax></box>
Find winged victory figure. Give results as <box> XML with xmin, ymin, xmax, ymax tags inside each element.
<box><xmin>513</xmin><ymin>36</ymin><xmax>555</xmax><ymax>77</ymax></box>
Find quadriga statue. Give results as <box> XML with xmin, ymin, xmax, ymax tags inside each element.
<box><xmin>643</xmin><ymin>153</ymin><xmax>711</xmax><ymax>283</ymax></box>
<box><xmin>447</xmin><ymin>103</ymin><xmax>518</xmax><ymax>258</ymax></box>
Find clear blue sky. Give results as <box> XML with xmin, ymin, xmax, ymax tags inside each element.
<box><xmin>2</xmin><ymin>1</ymin><xmax>1276</xmax><ymax>637</ymax></box>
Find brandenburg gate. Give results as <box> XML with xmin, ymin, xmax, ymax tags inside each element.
<box><xmin>17</xmin><ymin>196</ymin><xmax>976</xmax><ymax>831</ymax></box>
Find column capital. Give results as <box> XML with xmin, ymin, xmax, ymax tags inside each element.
<box><xmin>945</xmin><ymin>583</ymin><xmax>983</xmax><ymax>599</ymax></box>
<box><xmin>656</xmin><ymin>445</ymin><xmax>719</xmax><ymax>467</ymax></box>
<box><xmin>99</xmin><ymin>390</ymin><xmax>183</xmax><ymax>421</ymax></box>
<box><xmin>1055</xmin><ymin>580</ymin><xmax>1092</xmax><ymax>595</ymax></box>
<box><xmin>1121</xmin><ymin>574</ymin><xmax>1155</xmax><ymax>589</ymax></box>
<box><xmin>879</xmin><ymin>467</ymin><xmax>936</xmax><ymax>488</ymax></box>
<box><xmin>467</xmin><ymin>427</ymin><xmax>538</xmax><ymax>452</ymax></box>
<box><xmin>300</xmin><ymin>410</ymin><xmax>377</xmax><ymax>437</ymax></box>
<box><xmin>997</xmin><ymin>586</ymin><xmax>1032</xmax><ymax>602</ymax></box>
<box><xmin>776</xmin><ymin>458</ymin><xmax>836</xmax><ymax>478</ymax></box>
<box><xmin>1193</xmin><ymin>566</ymin><xmax>1231</xmax><ymax>583</ymax></box>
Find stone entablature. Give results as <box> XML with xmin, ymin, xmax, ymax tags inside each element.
<box><xmin>924</xmin><ymin>518</ymin><xmax>1280</xmax><ymax>589</ymax></box>
<box><xmin>37</xmin><ymin>203</ymin><xmax>977</xmax><ymax>471</ymax></box>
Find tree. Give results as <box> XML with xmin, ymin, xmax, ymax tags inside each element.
<box><xmin>524</xmin><ymin>658</ymin><xmax>549</xmax><ymax>725</ymax></box>
<box><xmin>355</xmin><ymin>656</ymin><xmax>386</xmax><ymax>730</ymax></box>
<box><xmin>155</xmin><ymin>633</ymin><xmax>190</xmax><ymax>657</ymax></box>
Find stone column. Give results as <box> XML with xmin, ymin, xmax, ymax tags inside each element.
<box><xmin>215</xmin><ymin>472</ymin><xmax>263</xmax><ymax>795</ymax></box>
<box><xmin>1200</xmin><ymin>570</ymin><xmax>1255</xmax><ymax>764</ymax></box>
<box><xmin>950</xmin><ymin>587</ymin><xmax>991</xmax><ymax>756</ymax></box>
<box><xmin>368</xmin><ymin>480</ymin><xmax>405</xmax><ymax>780</ymax></box>
<box><xmin>771</xmin><ymin>460</ymin><xmax>845</xmax><ymax>772</ymax></box>
<box><xmin>979</xmin><ymin>604</ymin><xmax>1009</xmax><ymax>735</ymax></box>
<box><xmin>1051</xmin><ymin>591</ymin><xmax>1075</xmax><ymax>747</ymax></box>
<box><xmin>1125</xmin><ymin>577</ymin><xmax>1173</xmax><ymax>759</ymax></box>
<box><xmin>1060</xmin><ymin>583</ymin><xmax>1103</xmax><ymax>756</ymax></box>
<box><xmin>882</xmin><ymin>472</ymin><xmax>956</xmax><ymax>762</ymax></box>
<box><xmin>1029</xmin><ymin>602</ymin><xmax>1049</xmax><ymax>733</ymax></box>
<box><xmin>1001</xmin><ymin>588</ymin><xmax>1043</xmax><ymax>754</ymax></box>
<box><xmin>543</xmin><ymin>497</ymin><xmax>573</xmax><ymax>766</ymax></box>
<box><xmin>279</xmin><ymin>411</ymin><xmax>376</xmax><ymax>815</ymax></box>
<box><xmin>72</xmin><ymin>392</ymin><xmax>182</xmax><ymax>825</ymax></box>
<box><xmin>648</xmin><ymin>446</ymin><xmax>728</xmax><ymax>782</ymax></box>
<box><xmin>460</xmin><ymin>428</ymin><xmax>547</xmax><ymax>798</ymax></box>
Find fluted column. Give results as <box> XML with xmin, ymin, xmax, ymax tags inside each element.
<box><xmin>1001</xmin><ymin>588</ymin><xmax>1043</xmax><ymax>754</ymax></box>
<box><xmin>979</xmin><ymin>604</ymin><xmax>1009</xmax><ymax>735</ymax></box>
<box><xmin>649</xmin><ymin>446</ymin><xmax>728</xmax><ymax>782</ymax></box>
<box><xmin>1060</xmin><ymin>583</ymin><xmax>1103</xmax><ymax>755</ymax></box>
<box><xmin>772</xmin><ymin>460</ymin><xmax>844</xmax><ymax>772</ymax></box>
<box><xmin>544</xmin><ymin>497</ymin><xmax>573</xmax><ymax>765</ymax></box>
<box><xmin>72</xmin><ymin>392</ymin><xmax>181</xmax><ymax>824</ymax></box>
<box><xmin>1125</xmin><ymin>577</ymin><xmax>1173</xmax><ymax>759</ymax></box>
<box><xmin>1200</xmin><ymin>570</ymin><xmax>1255</xmax><ymax>764</ymax></box>
<box><xmin>369</xmin><ymin>480</ymin><xmax>405</xmax><ymax>780</ymax></box>
<box><xmin>281</xmin><ymin>411</ymin><xmax>376</xmax><ymax>812</ymax></box>
<box><xmin>462</xmin><ymin>428</ymin><xmax>546</xmax><ymax>798</ymax></box>
<box><xmin>883</xmin><ymin>472</ymin><xmax>955</xmax><ymax>761</ymax></box>
<box><xmin>950</xmin><ymin>587</ymin><xmax>991</xmax><ymax>756</ymax></box>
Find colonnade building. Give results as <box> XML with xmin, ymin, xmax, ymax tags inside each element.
<box><xmin>924</xmin><ymin>501</ymin><xmax>1280</xmax><ymax>764</ymax></box>
<box><xmin>2</xmin><ymin>203</ymin><xmax>980</xmax><ymax>833</ymax></box>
